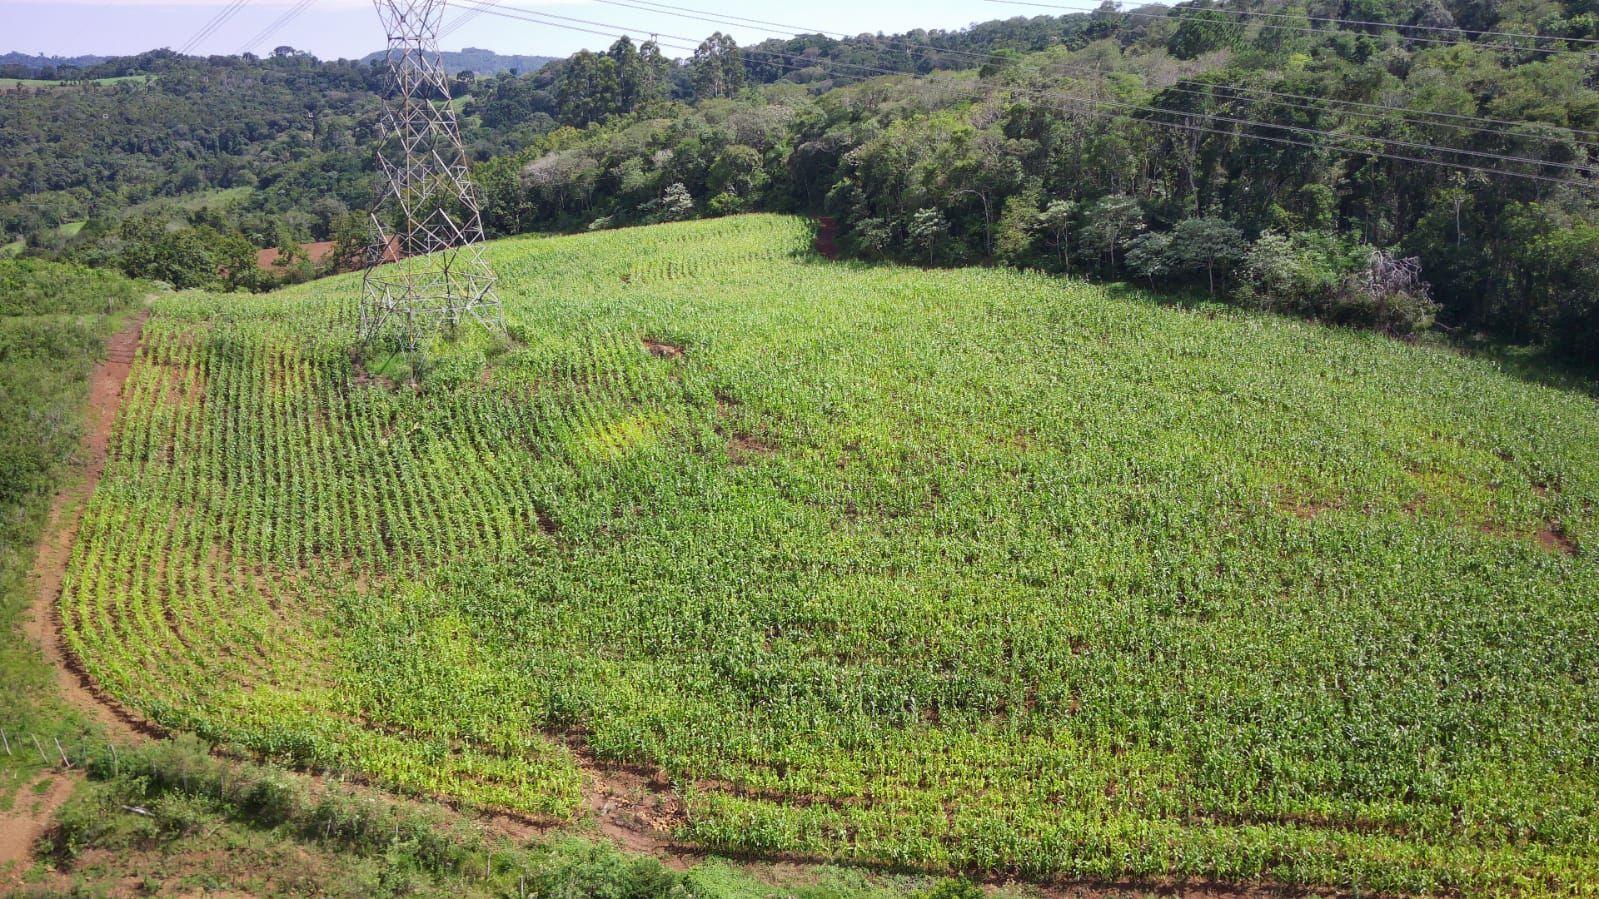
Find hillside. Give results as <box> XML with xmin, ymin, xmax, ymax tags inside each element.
<box><xmin>6</xmin><ymin>3</ymin><xmax>1599</xmax><ymax>362</ymax></box>
<box><xmin>0</xmin><ymin>51</ymin><xmax>109</xmax><ymax>73</ymax></box>
<box><xmin>54</xmin><ymin>215</ymin><xmax>1599</xmax><ymax>893</ymax></box>
<box><xmin>361</xmin><ymin>47</ymin><xmax>555</xmax><ymax>76</ymax></box>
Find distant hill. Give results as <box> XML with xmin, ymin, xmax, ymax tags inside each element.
<box><xmin>0</xmin><ymin>51</ymin><xmax>108</xmax><ymax>73</ymax></box>
<box><xmin>361</xmin><ymin>47</ymin><xmax>554</xmax><ymax>76</ymax></box>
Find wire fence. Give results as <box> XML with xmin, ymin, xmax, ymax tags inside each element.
<box><xmin>0</xmin><ymin>728</ymin><xmax>80</xmax><ymax>770</ymax></box>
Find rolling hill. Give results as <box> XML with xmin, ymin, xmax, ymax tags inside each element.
<box><xmin>58</xmin><ymin>215</ymin><xmax>1599</xmax><ymax>893</ymax></box>
<box><xmin>361</xmin><ymin>47</ymin><xmax>555</xmax><ymax>76</ymax></box>
<box><xmin>0</xmin><ymin>51</ymin><xmax>109</xmax><ymax>71</ymax></box>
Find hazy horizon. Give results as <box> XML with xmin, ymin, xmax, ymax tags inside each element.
<box><xmin>2</xmin><ymin>1</ymin><xmax>1009</xmax><ymax>63</ymax></box>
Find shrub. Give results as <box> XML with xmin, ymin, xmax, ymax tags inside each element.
<box><xmin>1238</xmin><ymin>231</ymin><xmax>1437</xmax><ymax>336</ymax></box>
<box><xmin>0</xmin><ymin>258</ymin><xmax>144</xmax><ymax>316</ymax></box>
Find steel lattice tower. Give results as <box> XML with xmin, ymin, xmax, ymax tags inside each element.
<box><xmin>361</xmin><ymin>0</ymin><xmax>504</xmax><ymax>348</ymax></box>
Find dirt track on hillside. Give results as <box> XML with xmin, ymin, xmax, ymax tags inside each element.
<box><xmin>2</xmin><ymin>312</ymin><xmax>149</xmax><ymax>889</ymax></box>
<box><xmin>23</xmin><ymin>311</ymin><xmax>156</xmax><ymax>745</ymax></box>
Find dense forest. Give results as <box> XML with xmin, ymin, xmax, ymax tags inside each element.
<box><xmin>3</xmin><ymin>0</ymin><xmax>1597</xmax><ymax>358</ymax></box>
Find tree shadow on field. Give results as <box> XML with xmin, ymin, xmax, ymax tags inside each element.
<box><xmin>783</xmin><ymin>235</ymin><xmax>1599</xmax><ymax>403</ymax></box>
<box><xmin>1451</xmin><ymin>338</ymin><xmax>1599</xmax><ymax>400</ymax></box>
<box><xmin>1102</xmin><ymin>281</ymin><xmax>1599</xmax><ymax>401</ymax></box>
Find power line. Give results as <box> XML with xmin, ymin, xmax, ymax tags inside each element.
<box><xmin>441</xmin><ymin>0</ymin><xmax>495</xmax><ymax>41</ymax></box>
<box><xmin>1189</xmin><ymin>80</ymin><xmax>1599</xmax><ymax>148</ymax></box>
<box><xmin>180</xmin><ymin>1</ymin><xmax>241</xmax><ymax>54</ymax></box>
<box><xmin>456</xmin><ymin>0</ymin><xmax>1597</xmax><ymax>186</ymax></box>
<box><xmin>240</xmin><ymin>0</ymin><xmax>317</xmax><ymax>56</ymax></box>
<box><xmin>986</xmin><ymin>0</ymin><xmax>1599</xmax><ymax>57</ymax></box>
<box><xmin>179</xmin><ymin>0</ymin><xmax>255</xmax><ymax>56</ymax></box>
<box><xmin>591</xmin><ymin>0</ymin><xmax>1599</xmax><ymax>148</ymax></box>
<box><xmin>989</xmin><ymin>0</ymin><xmax>1599</xmax><ymax>48</ymax></box>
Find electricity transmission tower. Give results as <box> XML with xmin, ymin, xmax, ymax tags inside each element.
<box><xmin>361</xmin><ymin>0</ymin><xmax>504</xmax><ymax>349</ymax></box>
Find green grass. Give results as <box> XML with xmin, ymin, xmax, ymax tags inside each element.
<box><xmin>29</xmin><ymin>737</ymin><xmax>953</xmax><ymax>897</ymax></box>
<box><xmin>0</xmin><ymin>262</ymin><xmax>145</xmax><ymax>803</ymax></box>
<box><xmin>0</xmin><ymin>223</ymin><xmax>85</xmax><ymax>257</ymax></box>
<box><xmin>0</xmin><ymin>75</ymin><xmax>152</xmax><ymax>89</ymax></box>
<box><xmin>58</xmin><ymin>214</ymin><xmax>1599</xmax><ymax>894</ymax></box>
<box><xmin>121</xmin><ymin>186</ymin><xmax>252</xmax><ymax>219</ymax></box>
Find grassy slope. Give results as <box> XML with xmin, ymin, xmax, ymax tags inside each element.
<box><xmin>0</xmin><ymin>265</ymin><xmax>135</xmax><ymax>886</ymax></box>
<box><xmin>0</xmin><ymin>256</ymin><xmax>947</xmax><ymax>897</ymax></box>
<box><xmin>0</xmin><ymin>76</ymin><xmax>152</xmax><ymax>88</ymax></box>
<box><xmin>58</xmin><ymin>215</ymin><xmax>1599</xmax><ymax>894</ymax></box>
<box><xmin>0</xmin><ymin>260</ymin><xmax>153</xmax><ymax>794</ymax></box>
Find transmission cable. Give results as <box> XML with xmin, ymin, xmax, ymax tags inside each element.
<box><xmin>442</xmin><ymin>0</ymin><xmax>497</xmax><ymax>40</ymax></box>
<box><xmin>180</xmin><ymin>0</ymin><xmax>255</xmax><ymax>55</ymax></box>
<box><xmin>986</xmin><ymin>0</ymin><xmax>1599</xmax><ymax>57</ymax></box>
<box><xmin>589</xmin><ymin>0</ymin><xmax>1599</xmax><ymax>150</ymax></box>
<box><xmin>456</xmin><ymin>0</ymin><xmax>1599</xmax><ymax>185</ymax></box>
<box><xmin>988</xmin><ymin>0</ymin><xmax>1599</xmax><ymax>48</ymax></box>
<box><xmin>240</xmin><ymin>0</ymin><xmax>317</xmax><ymax>55</ymax></box>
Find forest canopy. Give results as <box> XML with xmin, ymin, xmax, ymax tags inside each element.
<box><xmin>3</xmin><ymin>0</ymin><xmax>1598</xmax><ymax>358</ymax></box>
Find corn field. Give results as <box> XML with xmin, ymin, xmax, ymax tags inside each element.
<box><xmin>58</xmin><ymin>215</ymin><xmax>1599</xmax><ymax>893</ymax></box>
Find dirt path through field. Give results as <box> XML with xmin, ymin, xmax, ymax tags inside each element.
<box><xmin>23</xmin><ymin>310</ymin><xmax>155</xmax><ymax>744</ymax></box>
<box><xmin>2</xmin><ymin>311</ymin><xmax>152</xmax><ymax>889</ymax></box>
<box><xmin>0</xmin><ymin>772</ymin><xmax>80</xmax><ymax>885</ymax></box>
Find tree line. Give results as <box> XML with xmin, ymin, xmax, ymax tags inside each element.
<box><xmin>3</xmin><ymin>2</ymin><xmax>1597</xmax><ymax>359</ymax></box>
<box><xmin>476</xmin><ymin>5</ymin><xmax>1599</xmax><ymax>359</ymax></box>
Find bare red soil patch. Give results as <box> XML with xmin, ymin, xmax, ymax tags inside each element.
<box><xmin>0</xmin><ymin>774</ymin><xmax>80</xmax><ymax>886</ymax></box>
<box><xmin>256</xmin><ymin>240</ymin><xmax>336</xmax><ymax>271</ymax></box>
<box><xmin>25</xmin><ymin>311</ymin><xmax>159</xmax><ymax>744</ymax></box>
<box><xmin>1282</xmin><ymin>497</ymin><xmax>1339</xmax><ymax>520</ymax></box>
<box><xmin>552</xmin><ymin>734</ymin><xmax>693</xmax><ymax>867</ymax></box>
<box><xmin>728</xmin><ymin>434</ymin><xmax>777</xmax><ymax>464</ymax></box>
<box><xmin>814</xmin><ymin>216</ymin><xmax>841</xmax><ymax>260</ymax></box>
<box><xmin>643</xmin><ymin>338</ymin><xmax>685</xmax><ymax>359</ymax></box>
<box><xmin>1538</xmin><ymin>523</ymin><xmax>1579</xmax><ymax>556</ymax></box>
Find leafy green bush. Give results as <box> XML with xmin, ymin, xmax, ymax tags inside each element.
<box><xmin>1237</xmin><ymin>231</ymin><xmax>1438</xmax><ymax>336</ymax></box>
<box><xmin>0</xmin><ymin>316</ymin><xmax>113</xmax><ymax>512</ymax></box>
<box><xmin>0</xmin><ymin>257</ymin><xmax>144</xmax><ymax>316</ymax></box>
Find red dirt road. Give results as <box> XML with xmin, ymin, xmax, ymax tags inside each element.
<box><xmin>23</xmin><ymin>311</ymin><xmax>155</xmax><ymax>744</ymax></box>
<box><xmin>2</xmin><ymin>311</ymin><xmax>149</xmax><ymax>888</ymax></box>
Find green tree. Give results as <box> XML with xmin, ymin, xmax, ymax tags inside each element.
<box><xmin>555</xmin><ymin>51</ymin><xmax>621</xmax><ymax>126</ymax></box>
<box><xmin>1167</xmin><ymin>216</ymin><xmax>1247</xmax><ymax>294</ymax></box>
<box><xmin>329</xmin><ymin>212</ymin><xmax>371</xmax><ymax>273</ymax></box>
<box><xmin>1124</xmin><ymin>231</ymin><xmax>1173</xmax><ymax>286</ymax></box>
<box><xmin>658</xmin><ymin>183</ymin><xmax>695</xmax><ymax>222</ymax></box>
<box><xmin>994</xmin><ymin>191</ymin><xmax>1041</xmax><ymax>265</ymax></box>
<box><xmin>1037</xmin><ymin>199</ymin><xmax>1077</xmax><ymax>269</ymax></box>
<box><xmin>1167</xmin><ymin>8</ymin><xmax>1245</xmax><ymax>59</ymax></box>
<box><xmin>908</xmin><ymin>207</ymin><xmax>948</xmax><ymax>265</ymax></box>
<box><xmin>1078</xmin><ymin>194</ymin><xmax>1143</xmax><ymax>273</ymax></box>
<box><xmin>692</xmin><ymin>32</ymin><xmax>744</xmax><ymax>100</ymax></box>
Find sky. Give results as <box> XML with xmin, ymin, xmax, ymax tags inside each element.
<box><xmin>2</xmin><ymin>1</ymin><xmax>1026</xmax><ymax>62</ymax></box>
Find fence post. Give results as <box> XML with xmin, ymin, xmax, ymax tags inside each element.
<box><xmin>32</xmin><ymin>734</ymin><xmax>48</xmax><ymax>764</ymax></box>
<box><xmin>54</xmin><ymin>737</ymin><xmax>70</xmax><ymax>768</ymax></box>
<box><xmin>1</xmin><ymin>729</ymin><xmax>10</xmax><ymax>756</ymax></box>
